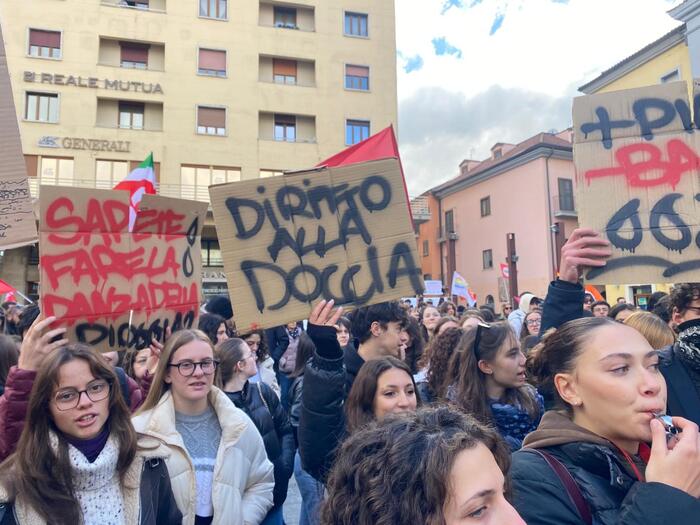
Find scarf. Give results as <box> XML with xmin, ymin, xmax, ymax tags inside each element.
<box><xmin>676</xmin><ymin>319</ymin><xmax>700</xmax><ymax>373</ymax></box>
<box><xmin>490</xmin><ymin>391</ymin><xmax>544</xmax><ymax>451</ymax></box>
<box><xmin>54</xmin><ymin>433</ymin><xmax>126</xmax><ymax>525</ymax></box>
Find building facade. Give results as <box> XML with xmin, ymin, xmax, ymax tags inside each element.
<box><xmin>415</xmin><ymin>131</ymin><xmax>578</xmax><ymax>308</ymax></box>
<box><xmin>0</xmin><ymin>0</ymin><xmax>397</xmax><ymax>298</ymax></box>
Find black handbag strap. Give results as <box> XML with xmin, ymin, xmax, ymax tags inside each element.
<box><xmin>525</xmin><ymin>448</ymin><xmax>593</xmax><ymax>525</ymax></box>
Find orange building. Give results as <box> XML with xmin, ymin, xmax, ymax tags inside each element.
<box><xmin>415</xmin><ymin>130</ymin><xmax>579</xmax><ymax>307</ymax></box>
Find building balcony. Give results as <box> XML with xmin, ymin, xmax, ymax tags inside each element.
<box><xmin>259</xmin><ymin>2</ymin><xmax>315</xmax><ymax>32</ymax></box>
<box><xmin>437</xmin><ymin>228</ymin><xmax>459</xmax><ymax>243</ymax></box>
<box><xmin>101</xmin><ymin>0</ymin><xmax>166</xmax><ymax>13</ymax></box>
<box><xmin>27</xmin><ymin>177</ymin><xmax>216</xmax><ymax>205</ymax></box>
<box><xmin>553</xmin><ymin>194</ymin><xmax>577</xmax><ymax>218</ymax></box>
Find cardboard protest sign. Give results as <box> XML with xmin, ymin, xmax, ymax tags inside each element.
<box><xmin>0</xmin><ymin>25</ymin><xmax>37</xmax><ymax>249</ymax></box>
<box><xmin>210</xmin><ymin>158</ymin><xmax>423</xmax><ymax>331</ymax></box>
<box><xmin>573</xmin><ymin>81</ymin><xmax>700</xmax><ymax>284</ymax></box>
<box><xmin>39</xmin><ymin>186</ymin><xmax>208</xmax><ymax>351</ymax></box>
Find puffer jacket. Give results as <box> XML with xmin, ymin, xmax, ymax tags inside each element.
<box><xmin>225</xmin><ymin>381</ymin><xmax>295</xmax><ymax>508</ymax></box>
<box><xmin>511</xmin><ymin>411</ymin><xmax>700</xmax><ymax>524</ymax></box>
<box><xmin>0</xmin><ymin>366</ymin><xmax>144</xmax><ymax>462</ymax></box>
<box><xmin>132</xmin><ymin>387</ymin><xmax>274</xmax><ymax>525</ymax></box>
<box><xmin>298</xmin><ymin>323</ymin><xmax>365</xmax><ymax>482</ymax></box>
<box><xmin>0</xmin><ymin>436</ymin><xmax>181</xmax><ymax>524</ymax></box>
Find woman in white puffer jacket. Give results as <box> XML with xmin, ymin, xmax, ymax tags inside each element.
<box><xmin>133</xmin><ymin>329</ymin><xmax>274</xmax><ymax>525</ymax></box>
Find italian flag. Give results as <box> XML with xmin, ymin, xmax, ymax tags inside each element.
<box><xmin>113</xmin><ymin>153</ymin><xmax>157</xmax><ymax>231</ymax></box>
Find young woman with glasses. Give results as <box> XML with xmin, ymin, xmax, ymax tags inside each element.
<box><xmin>445</xmin><ymin>321</ymin><xmax>543</xmax><ymax>450</ymax></box>
<box><xmin>0</xmin><ymin>342</ymin><xmax>182</xmax><ymax>524</ymax></box>
<box><xmin>133</xmin><ymin>329</ymin><xmax>274</xmax><ymax>525</ymax></box>
<box><xmin>217</xmin><ymin>338</ymin><xmax>295</xmax><ymax>525</ymax></box>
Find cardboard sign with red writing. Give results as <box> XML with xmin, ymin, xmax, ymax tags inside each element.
<box><xmin>573</xmin><ymin>81</ymin><xmax>700</xmax><ymax>284</ymax></box>
<box><xmin>39</xmin><ymin>187</ymin><xmax>208</xmax><ymax>351</ymax></box>
<box><xmin>209</xmin><ymin>158</ymin><xmax>423</xmax><ymax>331</ymax></box>
<box><xmin>0</xmin><ymin>25</ymin><xmax>37</xmax><ymax>249</ymax></box>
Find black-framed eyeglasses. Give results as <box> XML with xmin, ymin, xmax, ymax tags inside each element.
<box><xmin>168</xmin><ymin>359</ymin><xmax>219</xmax><ymax>377</ymax></box>
<box><xmin>473</xmin><ymin>322</ymin><xmax>491</xmax><ymax>358</ymax></box>
<box><xmin>53</xmin><ymin>380</ymin><xmax>111</xmax><ymax>411</ymax></box>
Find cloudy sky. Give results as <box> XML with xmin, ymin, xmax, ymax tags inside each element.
<box><xmin>395</xmin><ymin>0</ymin><xmax>681</xmax><ymax>196</ymax></box>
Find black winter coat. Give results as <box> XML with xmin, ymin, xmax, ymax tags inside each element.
<box><xmin>0</xmin><ymin>457</ymin><xmax>181</xmax><ymax>524</ymax></box>
<box><xmin>225</xmin><ymin>381</ymin><xmax>295</xmax><ymax>507</ymax></box>
<box><xmin>298</xmin><ymin>323</ymin><xmax>364</xmax><ymax>482</ymax></box>
<box><xmin>512</xmin><ymin>440</ymin><xmax>700</xmax><ymax>524</ymax></box>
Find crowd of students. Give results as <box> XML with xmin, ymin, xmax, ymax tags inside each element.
<box><xmin>0</xmin><ymin>226</ymin><xmax>700</xmax><ymax>524</ymax></box>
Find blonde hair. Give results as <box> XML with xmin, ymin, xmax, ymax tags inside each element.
<box><xmin>623</xmin><ymin>311</ymin><xmax>676</xmax><ymax>349</ymax></box>
<box><xmin>137</xmin><ymin>329</ymin><xmax>217</xmax><ymax>413</ymax></box>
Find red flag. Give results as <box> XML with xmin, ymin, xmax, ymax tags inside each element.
<box><xmin>0</xmin><ymin>279</ymin><xmax>16</xmax><ymax>296</ymax></box>
<box><xmin>316</xmin><ymin>125</ymin><xmax>412</xmax><ymax>221</ymax></box>
<box><xmin>113</xmin><ymin>153</ymin><xmax>156</xmax><ymax>231</ymax></box>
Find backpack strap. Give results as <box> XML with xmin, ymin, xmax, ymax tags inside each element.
<box><xmin>525</xmin><ymin>448</ymin><xmax>592</xmax><ymax>525</ymax></box>
<box><xmin>114</xmin><ymin>366</ymin><xmax>131</xmax><ymax>408</ymax></box>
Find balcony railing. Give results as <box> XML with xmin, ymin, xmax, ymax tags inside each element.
<box><xmin>28</xmin><ymin>178</ymin><xmax>216</xmax><ymax>204</ymax></box>
<box><xmin>101</xmin><ymin>0</ymin><xmax>166</xmax><ymax>13</ymax></box>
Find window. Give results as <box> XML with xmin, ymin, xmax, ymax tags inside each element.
<box><xmin>95</xmin><ymin>159</ymin><xmax>128</xmax><ymax>189</ymax></box>
<box><xmin>197</xmin><ymin>106</ymin><xmax>226</xmax><ymax>135</ymax></box>
<box><xmin>201</xmin><ymin>240</ymin><xmax>223</xmax><ymax>267</ymax></box>
<box><xmin>198</xmin><ymin>48</ymin><xmax>226</xmax><ymax>77</ymax></box>
<box><xmin>118</xmin><ymin>102</ymin><xmax>144</xmax><ymax>129</ymax></box>
<box><xmin>260</xmin><ymin>169</ymin><xmax>284</xmax><ymax>178</ymax></box>
<box><xmin>345</xmin><ymin>119</ymin><xmax>369</xmax><ymax>145</ymax></box>
<box><xmin>493</xmin><ymin>149</ymin><xmax>502</xmax><ymax>159</ymax></box>
<box><xmin>120</xmin><ymin>41</ymin><xmax>149</xmax><ymax>69</ymax></box>
<box><xmin>28</xmin><ymin>29</ymin><xmax>61</xmax><ymax>59</ymax></box>
<box><xmin>199</xmin><ymin>0</ymin><xmax>227</xmax><ymax>19</ymax></box>
<box><xmin>558</xmin><ymin>178</ymin><xmax>575</xmax><ymax>211</ymax></box>
<box><xmin>273</xmin><ymin>59</ymin><xmax>297</xmax><ymax>85</ymax></box>
<box><xmin>181</xmin><ymin>164</ymin><xmax>240</xmax><ymax>201</ymax></box>
<box><xmin>274</xmin><ymin>6</ymin><xmax>297</xmax><ymax>28</ymax></box>
<box><xmin>25</xmin><ymin>92</ymin><xmax>58</xmax><ymax>122</ymax></box>
<box><xmin>345</xmin><ymin>65</ymin><xmax>369</xmax><ymax>90</ymax></box>
<box><xmin>40</xmin><ymin>156</ymin><xmax>74</xmax><ymax>186</ymax></box>
<box><xmin>661</xmin><ymin>69</ymin><xmax>680</xmax><ymax>83</ymax></box>
<box><xmin>482</xmin><ymin>249</ymin><xmax>493</xmax><ymax>270</ymax></box>
<box><xmin>274</xmin><ymin>114</ymin><xmax>296</xmax><ymax>142</ymax></box>
<box><xmin>480</xmin><ymin>196</ymin><xmax>491</xmax><ymax>217</ymax></box>
<box><xmin>444</xmin><ymin>210</ymin><xmax>455</xmax><ymax>234</ymax></box>
<box><xmin>344</xmin><ymin>12</ymin><xmax>368</xmax><ymax>37</ymax></box>
<box><xmin>422</xmin><ymin>240</ymin><xmax>429</xmax><ymax>257</ymax></box>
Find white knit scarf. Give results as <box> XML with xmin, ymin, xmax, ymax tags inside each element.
<box><xmin>63</xmin><ymin>434</ymin><xmax>126</xmax><ymax>525</ymax></box>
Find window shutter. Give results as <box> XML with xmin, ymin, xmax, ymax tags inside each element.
<box><xmin>273</xmin><ymin>59</ymin><xmax>297</xmax><ymax>76</ymax></box>
<box><xmin>120</xmin><ymin>42</ymin><xmax>150</xmax><ymax>63</ymax></box>
<box><xmin>198</xmin><ymin>107</ymin><xmax>225</xmax><ymax>128</ymax></box>
<box><xmin>29</xmin><ymin>29</ymin><xmax>61</xmax><ymax>48</ymax></box>
<box><xmin>345</xmin><ymin>65</ymin><xmax>369</xmax><ymax>77</ymax></box>
<box><xmin>199</xmin><ymin>49</ymin><xmax>226</xmax><ymax>71</ymax></box>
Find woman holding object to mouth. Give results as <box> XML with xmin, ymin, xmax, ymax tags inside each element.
<box><xmin>133</xmin><ymin>329</ymin><xmax>274</xmax><ymax>525</ymax></box>
<box><xmin>511</xmin><ymin>317</ymin><xmax>700</xmax><ymax>525</ymax></box>
<box><xmin>444</xmin><ymin>321</ymin><xmax>544</xmax><ymax>451</ymax></box>
<box><xmin>0</xmin><ymin>320</ymin><xmax>182</xmax><ymax>524</ymax></box>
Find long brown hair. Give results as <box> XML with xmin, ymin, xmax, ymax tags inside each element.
<box><xmin>322</xmin><ymin>405</ymin><xmax>511</xmax><ymax>525</ymax></box>
<box><xmin>0</xmin><ymin>335</ymin><xmax>18</xmax><ymax>386</ymax></box>
<box><xmin>345</xmin><ymin>357</ymin><xmax>421</xmax><ymax>434</ymax></box>
<box><xmin>0</xmin><ymin>344</ymin><xmax>137</xmax><ymax>524</ymax></box>
<box><xmin>447</xmin><ymin>322</ymin><xmax>539</xmax><ymax>425</ymax></box>
<box><xmin>426</xmin><ymin>327</ymin><xmax>463</xmax><ymax>400</ymax></box>
<box><xmin>138</xmin><ymin>329</ymin><xmax>216</xmax><ymax>413</ymax></box>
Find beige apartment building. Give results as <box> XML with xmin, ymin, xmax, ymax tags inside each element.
<box><xmin>0</xmin><ymin>0</ymin><xmax>398</xmax><ymax>298</ymax></box>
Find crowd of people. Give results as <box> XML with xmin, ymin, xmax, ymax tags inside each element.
<box><xmin>0</xmin><ymin>227</ymin><xmax>699</xmax><ymax>524</ymax></box>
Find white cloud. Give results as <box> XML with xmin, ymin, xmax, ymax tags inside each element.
<box><xmin>396</xmin><ymin>0</ymin><xmax>682</xmax><ymax>196</ymax></box>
